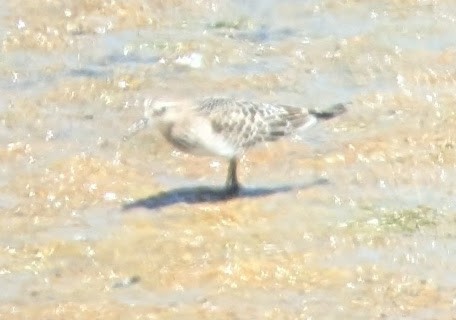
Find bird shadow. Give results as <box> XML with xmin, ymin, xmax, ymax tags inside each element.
<box><xmin>123</xmin><ymin>178</ymin><xmax>329</xmax><ymax>211</ymax></box>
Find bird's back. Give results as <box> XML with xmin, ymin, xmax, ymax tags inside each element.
<box><xmin>196</xmin><ymin>97</ymin><xmax>316</xmax><ymax>151</ymax></box>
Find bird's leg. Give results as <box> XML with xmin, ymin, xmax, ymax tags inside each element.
<box><xmin>226</xmin><ymin>157</ymin><xmax>240</xmax><ymax>195</ymax></box>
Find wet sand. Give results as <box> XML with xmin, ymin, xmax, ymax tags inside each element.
<box><xmin>1</xmin><ymin>0</ymin><xmax>456</xmax><ymax>318</ymax></box>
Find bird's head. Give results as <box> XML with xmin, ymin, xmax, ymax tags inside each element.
<box><xmin>143</xmin><ymin>98</ymin><xmax>190</xmax><ymax>124</ymax></box>
<box><xmin>124</xmin><ymin>98</ymin><xmax>188</xmax><ymax>141</ymax></box>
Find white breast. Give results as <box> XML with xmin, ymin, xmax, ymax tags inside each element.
<box><xmin>190</xmin><ymin>117</ymin><xmax>237</xmax><ymax>158</ymax></box>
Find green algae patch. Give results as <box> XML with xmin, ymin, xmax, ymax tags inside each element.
<box><xmin>349</xmin><ymin>206</ymin><xmax>439</xmax><ymax>234</ymax></box>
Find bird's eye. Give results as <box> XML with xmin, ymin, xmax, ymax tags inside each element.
<box><xmin>155</xmin><ymin>106</ymin><xmax>166</xmax><ymax>116</ymax></box>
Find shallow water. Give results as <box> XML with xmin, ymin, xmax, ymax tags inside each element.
<box><xmin>1</xmin><ymin>0</ymin><xmax>456</xmax><ymax>318</ymax></box>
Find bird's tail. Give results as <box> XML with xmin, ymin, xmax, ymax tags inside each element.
<box><xmin>309</xmin><ymin>102</ymin><xmax>348</xmax><ymax>120</ymax></box>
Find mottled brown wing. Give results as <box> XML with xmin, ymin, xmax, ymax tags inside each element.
<box><xmin>199</xmin><ymin>98</ymin><xmax>313</xmax><ymax>150</ymax></box>
<box><xmin>266</xmin><ymin>104</ymin><xmax>314</xmax><ymax>137</ymax></box>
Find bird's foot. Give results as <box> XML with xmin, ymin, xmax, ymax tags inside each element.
<box><xmin>225</xmin><ymin>182</ymin><xmax>240</xmax><ymax>197</ymax></box>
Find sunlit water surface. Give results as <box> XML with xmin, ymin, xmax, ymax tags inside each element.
<box><xmin>1</xmin><ymin>0</ymin><xmax>456</xmax><ymax>318</ymax></box>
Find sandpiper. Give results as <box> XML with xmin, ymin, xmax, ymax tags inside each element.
<box><xmin>141</xmin><ymin>97</ymin><xmax>346</xmax><ymax>195</ymax></box>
